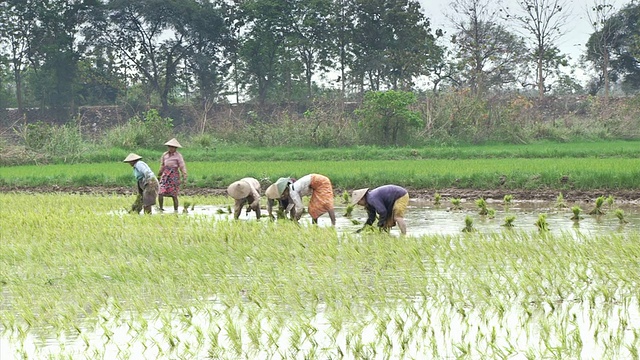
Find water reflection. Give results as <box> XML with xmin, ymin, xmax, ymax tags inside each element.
<box><xmin>159</xmin><ymin>198</ymin><xmax>640</xmax><ymax>238</ymax></box>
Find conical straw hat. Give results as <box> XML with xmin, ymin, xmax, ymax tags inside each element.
<box><xmin>123</xmin><ymin>153</ymin><xmax>142</xmax><ymax>162</ymax></box>
<box><xmin>227</xmin><ymin>180</ymin><xmax>251</xmax><ymax>199</ymax></box>
<box><xmin>164</xmin><ymin>138</ymin><xmax>182</xmax><ymax>148</ymax></box>
<box><xmin>275</xmin><ymin>177</ymin><xmax>292</xmax><ymax>195</ymax></box>
<box><xmin>265</xmin><ymin>183</ymin><xmax>279</xmax><ymax>199</ymax></box>
<box><xmin>351</xmin><ymin>188</ymin><xmax>369</xmax><ymax>204</ymax></box>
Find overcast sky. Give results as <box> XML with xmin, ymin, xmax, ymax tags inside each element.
<box><xmin>417</xmin><ymin>0</ymin><xmax>630</xmax><ymax>81</ymax></box>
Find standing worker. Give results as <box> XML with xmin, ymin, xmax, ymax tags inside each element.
<box><xmin>227</xmin><ymin>177</ymin><xmax>262</xmax><ymax>220</ymax></box>
<box><xmin>123</xmin><ymin>153</ymin><xmax>159</xmax><ymax>214</ymax></box>
<box><xmin>158</xmin><ymin>138</ymin><xmax>187</xmax><ymax>212</ymax></box>
<box><xmin>351</xmin><ymin>185</ymin><xmax>409</xmax><ymax>235</ymax></box>
<box><xmin>276</xmin><ymin>174</ymin><xmax>336</xmax><ymax>226</ymax></box>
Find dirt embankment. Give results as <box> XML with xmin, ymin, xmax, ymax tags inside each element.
<box><xmin>2</xmin><ymin>185</ymin><xmax>639</xmax><ymax>203</ymax></box>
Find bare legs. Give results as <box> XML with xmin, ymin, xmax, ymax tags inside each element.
<box><xmin>159</xmin><ymin>195</ymin><xmax>179</xmax><ymax>211</ymax></box>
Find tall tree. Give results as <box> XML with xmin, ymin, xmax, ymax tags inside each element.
<box><xmin>0</xmin><ymin>0</ymin><xmax>38</xmax><ymax>112</ymax></box>
<box><xmin>289</xmin><ymin>0</ymin><xmax>336</xmax><ymax>98</ymax></box>
<box><xmin>502</xmin><ymin>0</ymin><xmax>571</xmax><ymax>98</ymax></box>
<box><xmin>236</xmin><ymin>0</ymin><xmax>294</xmax><ymax>105</ymax></box>
<box><xmin>586</xmin><ymin>1</ymin><xmax>640</xmax><ymax>94</ymax></box>
<box><xmin>447</xmin><ymin>0</ymin><xmax>528</xmax><ymax>94</ymax></box>
<box><xmin>348</xmin><ymin>0</ymin><xmax>441</xmax><ymax>93</ymax></box>
<box><xmin>585</xmin><ymin>0</ymin><xmax>618</xmax><ymax>99</ymax></box>
<box><xmin>87</xmin><ymin>0</ymin><xmax>230</xmax><ymax>113</ymax></box>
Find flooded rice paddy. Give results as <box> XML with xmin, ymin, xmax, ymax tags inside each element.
<box><xmin>3</xmin><ymin>195</ymin><xmax>640</xmax><ymax>359</ymax></box>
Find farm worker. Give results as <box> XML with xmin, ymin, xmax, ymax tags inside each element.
<box><xmin>227</xmin><ymin>177</ymin><xmax>262</xmax><ymax>220</ymax></box>
<box><xmin>351</xmin><ymin>185</ymin><xmax>409</xmax><ymax>235</ymax></box>
<box><xmin>265</xmin><ymin>177</ymin><xmax>296</xmax><ymax>220</ymax></box>
<box><xmin>123</xmin><ymin>153</ymin><xmax>159</xmax><ymax>214</ymax></box>
<box><xmin>275</xmin><ymin>174</ymin><xmax>336</xmax><ymax>226</ymax></box>
<box><xmin>157</xmin><ymin>138</ymin><xmax>187</xmax><ymax>212</ymax></box>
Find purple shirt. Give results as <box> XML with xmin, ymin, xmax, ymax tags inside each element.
<box><xmin>364</xmin><ymin>185</ymin><xmax>408</xmax><ymax>227</ymax></box>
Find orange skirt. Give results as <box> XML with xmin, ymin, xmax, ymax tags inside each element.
<box><xmin>308</xmin><ymin>174</ymin><xmax>334</xmax><ymax>219</ymax></box>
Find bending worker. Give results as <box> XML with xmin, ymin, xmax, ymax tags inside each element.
<box><xmin>123</xmin><ymin>153</ymin><xmax>159</xmax><ymax>214</ymax></box>
<box><xmin>227</xmin><ymin>177</ymin><xmax>262</xmax><ymax>220</ymax></box>
<box><xmin>275</xmin><ymin>174</ymin><xmax>336</xmax><ymax>226</ymax></box>
<box><xmin>265</xmin><ymin>178</ymin><xmax>295</xmax><ymax>220</ymax></box>
<box><xmin>351</xmin><ymin>185</ymin><xmax>409</xmax><ymax>235</ymax></box>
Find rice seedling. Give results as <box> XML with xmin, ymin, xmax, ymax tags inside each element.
<box><xmin>183</xmin><ymin>201</ymin><xmax>192</xmax><ymax>214</ymax></box>
<box><xmin>503</xmin><ymin>194</ymin><xmax>513</xmax><ymax>205</ymax></box>
<box><xmin>462</xmin><ymin>215</ymin><xmax>476</xmax><ymax>233</ymax></box>
<box><xmin>476</xmin><ymin>198</ymin><xmax>489</xmax><ymax>215</ymax></box>
<box><xmin>342</xmin><ymin>191</ymin><xmax>350</xmax><ymax>204</ymax></box>
<box><xmin>615</xmin><ymin>209</ymin><xmax>628</xmax><ymax>224</ymax></box>
<box><xmin>487</xmin><ymin>208</ymin><xmax>496</xmax><ymax>219</ymax></box>
<box><xmin>589</xmin><ymin>196</ymin><xmax>606</xmax><ymax>215</ymax></box>
<box><xmin>451</xmin><ymin>198</ymin><xmax>462</xmax><ymax>210</ymax></box>
<box><xmin>434</xmin><ymin>192</ymin><xmax>441</xmax><ymax>206</ymax></box>
<box><xmin>606</xmin><ymin>195</ymin><xmax>615</xmax><ymax>208</ymax></box>
<box><xmin>501</xmin><ymin>215</ymin><xmax>516</xmax><ymax>227</ymax></box>
<box><xmin>534</xmin><ymin>213</ymin><xmax>550</xmax><ymax>232</ymax></box>
<box><xmin>570</xmin><ymin>206</ymin><xmax>583</xmax><ymax>221</ymax></box>
<box><xmin>130</xmin><ymin>194</ymin><xmax>143</xmax><ymax>214</ymax></box>
<box><xmin>556</xmin><ymin>193</ymin><xmax>567</xmax><ymax>209</ymax></box>
<box><xmin>344</xmin><ymin>204</ymin><xmax>354</xmax><ymax>217</ymax></box>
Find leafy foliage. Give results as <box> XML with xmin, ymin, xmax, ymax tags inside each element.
<box><xmin>355</xmin><ymin>90</ymin><xmax>422</xmax><ymax>146</ymax></box>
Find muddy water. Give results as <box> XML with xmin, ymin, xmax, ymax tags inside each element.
<box><xmin>163</xmin><ymin>198</ymin><xmax>640</xmax><ymax>237</ymax></box>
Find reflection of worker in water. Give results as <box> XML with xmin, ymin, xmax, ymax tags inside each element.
<box><xmin>227</xmin><ymin>177</ymin><xmax>261</xmax><ymax>220</ymax></box>
<box><xmin>123</xmin><ymin>153</ymin><xmax>159</xmax><ymax>214</ymax></box>
<box><xmin>351</xmin><ymin>185</ymin><xmax>409</xmax><ymax>235</ymax></box>
<box><xmin>265</xmin><ymin>178</ymin><xmax>295</xmax><ymax>220</ymax></box>
<box><xmin>275</xmin><ymin>174</ymin><xmax>336</xmax><ymax>226</ymax></box>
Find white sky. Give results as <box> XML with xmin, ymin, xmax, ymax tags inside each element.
<box><xmin>418</xmin><ymin>0</ymin><xmax>631</xmax><ymax>83</ymax></box>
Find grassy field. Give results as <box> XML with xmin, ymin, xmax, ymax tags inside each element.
<box><xmin>2</xmin><ymin>193</ymin><xmax>640</xmax><ymax>358</ymax></box>
<box><xmin>1</xmin><ymin>156</ymin><xmax>639</xmax><ymax>191</ymax></box>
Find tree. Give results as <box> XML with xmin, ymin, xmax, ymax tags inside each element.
<box><xmin>0</xmin><ymin>0</ymin><xmax>38</xmax><ymax>112</ymax></box>
<box><xmin>348</xmin><ymin>0</ymin><xmax>441</xmax><ymax>93</ymax></box>
<box><xmin>236</xmin><ymin>0</ymin><xmax>294</xmax><ymax>105</ymax></box>
<box><xmin>502</xmin><ymin>0</ymin><xmax>571</xmax><ymax>98</ymax></box>
<box><xmin>447</xmin><ymin>0</ymin><xmax>528</xmax><ymax>94</ymax></box>
<box><xmin>585</xmin><ymin>0</ymin><xmax>619</xmax><ymax>99</ymax></box>
<box><xmin>586</xmin><ymin>1</ymin><xmax>640</xmax><ymax>94</ymax></box>
<box><xmin>87</xmin><ymin>0</ymin><xmax>230</xmax><ymax>113</ymax></box>
<box><xmin>289</xmin><ymin>0</ymin><xmax>336</xmax><ymax>98</ymax></box>
<box><xmin>355</xmin><ymin>90</ymin><xmax>422</xmax><ymax>146</ymax></box>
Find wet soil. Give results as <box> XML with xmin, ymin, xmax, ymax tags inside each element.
<box><xmin>2</xmin><ymin>185</ymin><xmax>639</xmax><ymax>203</ymax></box>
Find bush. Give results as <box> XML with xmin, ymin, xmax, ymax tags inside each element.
<box><xmin>103</xmin><ymin>109</ymin><xmax>174</xmax><ymax>149</ymax></box>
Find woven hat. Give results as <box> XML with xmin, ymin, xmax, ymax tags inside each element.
<box><xmin>351</xmin><ymin>188</ymin><xmax>369</xmax><ymax>205</ymax></box>
<box><xmin>265</xmin><ymin>183</ymin><xmax>280</xmax><ymax>199</ymax></box>
<box><xmin>275</xmin><ymin>177</ymin><xmax>292</xmax><ymax>195</ymax></box>
<box><xmin>227</xmin><ymin>180</ymin><xmax>251</xmax><ymax>199</ymax></box>
<box><xmin>123</xmin><ymin>153</ymin><xmax>142</xmax><ymax>162</ymax></box>
<box><xmin>164</xmin><ymin>138</ymin><xmax>182</xmax><ymax>148</ymax></box>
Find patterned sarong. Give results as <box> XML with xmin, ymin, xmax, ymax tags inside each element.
<box><xmin>159</xmin><ymin>167</ymin><xmax>180</xmax><ymax>196</ymax></box>
<box><xmin>308</xmin><ymin>174</ymin><xmax>334</xmax><ymax>219</ymax></box>
<box><xmin>385</xmin><ymin>193</ymin><xmax>409</xmax><ymax>228</ymax></box>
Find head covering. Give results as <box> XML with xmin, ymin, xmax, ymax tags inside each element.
<box><xmin>275</xmin><ymin>177</ymin><xmax>292</xmax><ymax>195</ymax></box>
<box><xmin>351</xmin><ymin>188</ymin><xmax>369</xmax><ymax>205</ymax></box>
<box><xmin>123</xmin><ymin>153</ymin><xmax>142</xmax><ymax>162</ymax></box>
<box><xmin>227</xmin><ymin>180</ymin><xmax>251</xmax><ymax>199</ymax></box>
<box><xmin>265</xmin><ymin>183</ymin><xmax>280</xmax><ymax>199</ymax></box>
<box><xmin>164</xmin><ymin>138</ymin><xmax>182</xmax><ymax>148</ymax></box>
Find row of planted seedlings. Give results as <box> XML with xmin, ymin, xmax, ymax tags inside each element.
<box><xmin>2</xmin><ymin>193</ymin><xmax>640</xmax><ymax>358</ymax></box>
<box><xmin>432</xmin><ymin>192</ymin><xmax>631</xmax><ymax>233</ymax></box>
